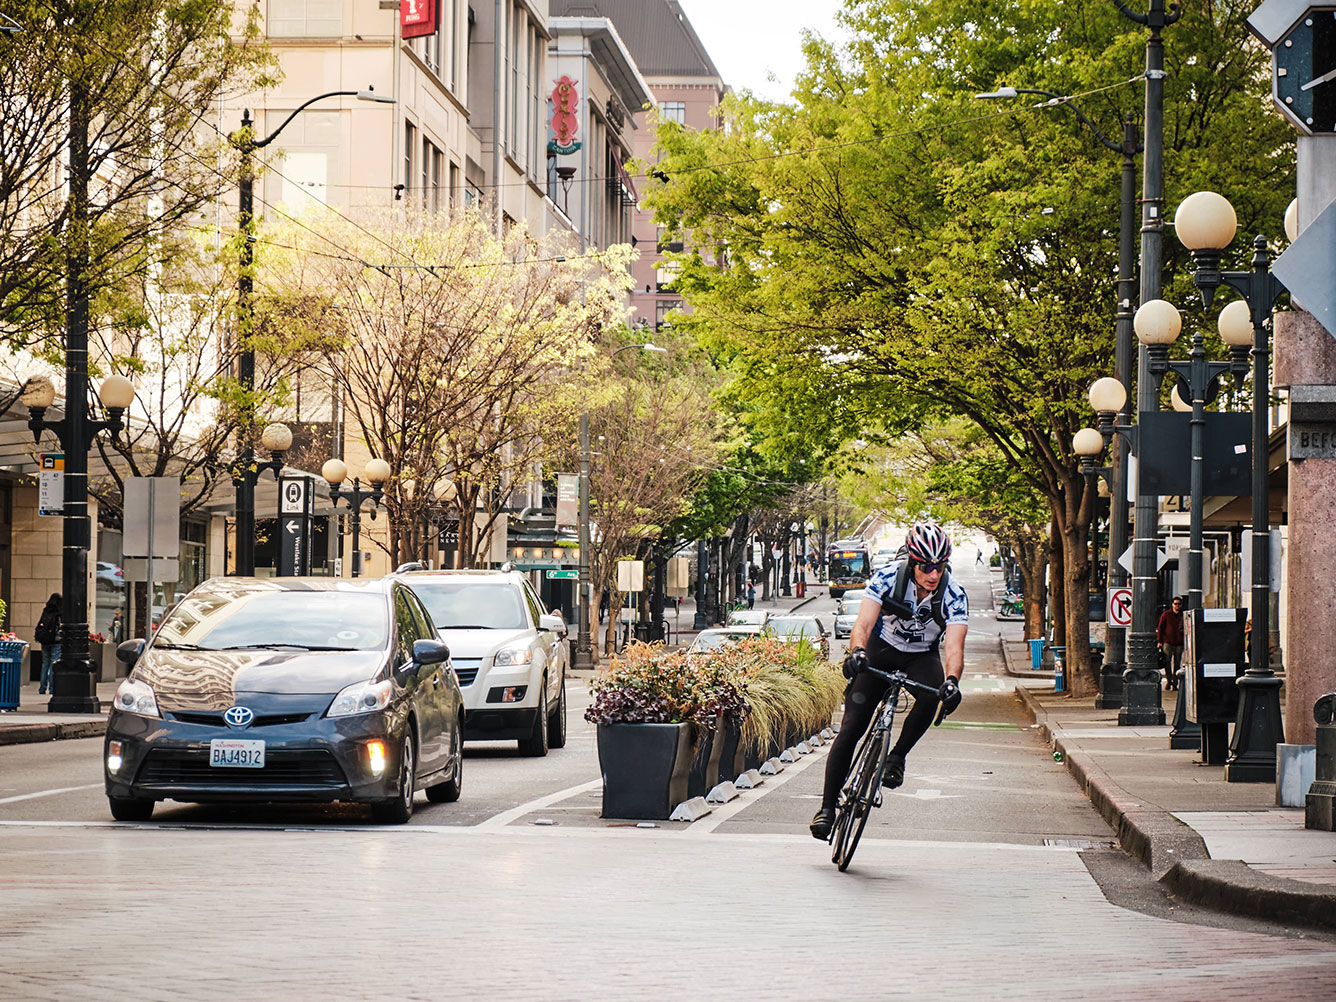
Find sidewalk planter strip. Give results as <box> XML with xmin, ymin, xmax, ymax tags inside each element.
<box><xmin>598</xmin><ymin>722</ymin><xmax>692</xmax><ymax>821</ymax></box>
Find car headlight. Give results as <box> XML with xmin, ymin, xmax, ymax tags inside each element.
<box><xmin>492</xmin><ymin>646</ymin><xmax>534</xmax><ymax>667</ymax></box>
<box><xmin>327</xmin><ymin>679</ymin><xmax>393</xmax><ymax>717</ymax></box>
<box><xmin>113</xmin><ymin>679</ymin><xmax>160</xmax><ymax>718</ymax></box>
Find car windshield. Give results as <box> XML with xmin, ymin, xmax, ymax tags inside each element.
<box><xmin>728</xmin><ymin>611</ymin><xmax>766</xmax><ymax>626</ymax></box>
<box><xmin>771</xmin><ymin>618</ymin><xmax>820</xmax><ymax>637</ymax></box>
<box><xmin>838</xmin><ymin>591</ymin><xmax>866</xmax><ymax>614</ymax></box>
<box><xmin>691</xmin><ymin>631</ymin><xmax>751</xmax><ymax>652</ymax></box>
<box><xmin>154</xmin><ymin>591</ymin><xmax>389</xmax><ymax>651</ymax></box>
<box><xmin>410</xmin><ymin>581</ymin><xmax>529</xmax><ymax>630</ymax></box>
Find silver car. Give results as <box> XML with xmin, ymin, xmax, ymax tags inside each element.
<box><xmin>833</xmin><ymin>589</ymin><xmax>867</xmax><ymax>639</ymax></box>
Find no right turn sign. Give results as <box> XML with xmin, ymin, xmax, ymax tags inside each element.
<box><xmin>1108</xmin><ymin>587</ymin><xmax>1133</xmax><ymax>628</ymax></box>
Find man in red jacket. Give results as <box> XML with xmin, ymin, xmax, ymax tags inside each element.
<box><xmin>1157</xmin><ymin>596</ymin><xmax>1185</xmax><ymax>690</ymax></box>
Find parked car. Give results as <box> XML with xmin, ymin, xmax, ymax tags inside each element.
<box><xmin>769</xmin><ymin>615</ymin><xmax>831</xmax><ymax>659</ymax></box>
<box><xmin>727</xmin><ymin>609</ymin><xmax>770</xmax><ymax>628</ymax></box>
<box><xmin>103</xmin><ymin>577</ymin><xmax>463</xmax><ymax>824</ymax></box>
<box><xmin>395</xmin><ymin>568</ymin><xmax>568</xmax><ymax>757</ymax></box>
<box><xmin>686</xmin><ymin>626</ymin><xmax>768</xmax><ymax>657</ymax></box>
<box><xmin>833</xmin><ymin>589</ymin><xmax>867</xmax><ymax>639</ymax></box>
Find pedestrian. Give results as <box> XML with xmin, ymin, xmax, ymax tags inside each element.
<box><xmin>34</xmin><ymin>593</ymin><xmax>61</xmax><ymax>695</ymax></box>
<box><xmin>110</xmin><ymin>608</ymin><xmax>124</xmax><ymax>643</ymax></box>
<box><xmin>976</xmin><ymin>547</ymin><xmax>985</xmax><ymax>567</ymax></box>
<box><xmin>1157</xmin><ymin>596</ymin><xmax>1185</xmax><ymax>690</ymax></box>
<box><xmin>746</xmin><ymin>581</ymin><xmax>756</xmax><ymax>610</ymax></box>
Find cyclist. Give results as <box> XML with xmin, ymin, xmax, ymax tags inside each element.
<box><xmin>810</xmin><ymin>520</ymin><xmax>968</xmax><ymax>840</ymax></box>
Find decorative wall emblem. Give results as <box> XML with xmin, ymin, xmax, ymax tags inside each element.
<box><xmin>550</xmin><ymin>76</ymin><xmax>582</xmax><ymax>155</ymax></box>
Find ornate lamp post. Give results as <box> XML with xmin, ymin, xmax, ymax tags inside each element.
<box><xmin>230</xmin><ymin>88</ymin><xmax>393</xmax><ymax>575</ymax></box>
<box><xmin>321</xmin><ymin>457</ymin><xmax>391</xmax><ymax>577</ymax></box>
<box><xmin>1174</xmin><ymin>189</ymin><xmax>1288</xmax><ymax>783</ymax></box>
<box><xmin>21</xmin><ymin>373</ymin><xmax>136</xmax><ymax>713</ymax></box>
<box><xmin>230</xmin><ymin>421</ymin><xmax>291</xmax><ymax>567</ymax></box>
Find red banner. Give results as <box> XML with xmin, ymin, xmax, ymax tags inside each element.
<box><xmin>402</xmin><ymin>0</ymin><xmax>437</xmax><ymax>39</ymax></box>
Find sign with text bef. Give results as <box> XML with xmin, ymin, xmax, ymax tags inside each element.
<box><xmin>278</xmin><ymin>476</ymin><xmax>314</xmax><ymax>577</ymax></box>
<box><xmin>38</xmin><ymin>453</ymin><xmax>64</xmax><ymax>516</ymax></box>
<box><xmin>555</xmin><ymin>473</ymin><xmax>579</xmax><ymax>528</ymax></box>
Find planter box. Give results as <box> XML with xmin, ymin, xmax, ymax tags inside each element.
<box><xmin>715</xmin><ymin>722</ymin><xmax>746</xmax><ymax>785</ymax></box>
<box><xmin>598</xmin><ymin>722</ymin><xmax>693</xmax><ymax>821</ymax></box>
<box><xmin>687</xmin><ymin>721</ymin><xmax>722</xmax><ymax>799</ymax></box>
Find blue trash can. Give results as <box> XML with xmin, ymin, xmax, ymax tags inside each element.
<box><xmin>1029</xmin><ymin>638</ymin><xmax>1044</xmax><ymax>671</ymax></box>
<box><xmin>0</xmin><ymin>640</ymin><xmax>26</xmax><ymax>711</ymax></box>
<box><xmin>1051</xmin><ymin>645</ymin><xmax>1066</xmax><ymax>693</ymax></box>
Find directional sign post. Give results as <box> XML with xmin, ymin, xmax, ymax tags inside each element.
<box><xmin>277</xmin><ymin>476</ymin><xmax>314</xmax><ymax>577</ymax></box>
<box><xmin>1107</xmin><ymin>587</ymin><xmax>1133</xmax><ymax>629</ymax></box>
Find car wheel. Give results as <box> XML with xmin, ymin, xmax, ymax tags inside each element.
<box><xmin>518</xmin><ymin>677</ymin><xmax>549</xmax><ymax>757</ymax></box>
<box><xmin>547</xmin><ymin>674</ymin><xmax>568</xmax><ymax>749</ymax></box>
<box><xmin>426</xmin><ymin>721</ymin><xmax>463</xmax><ymax>803</ymax></box>
<box><xmin>108</xmin><ymin>796</ymin><xmax>154</xmax><ymax>822</ymax></box>
<box><xmin>373</xmin><ymin>732</ymin><xmax>415</xmax><ymax>824</ymax></box>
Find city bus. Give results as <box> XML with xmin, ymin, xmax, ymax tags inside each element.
<box><xmin>827</xmin><ymin>540</ymin><xmax>872</xmax><ymax>598</ymax></box>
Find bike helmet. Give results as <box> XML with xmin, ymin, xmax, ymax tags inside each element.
<box><xmin>903</xmin><ymin>520</ymin><xmax>952</xmax><ymax>566</ymax></box>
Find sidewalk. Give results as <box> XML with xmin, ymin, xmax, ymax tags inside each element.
<box><xmin>0</xmin><ymin>680</ymin><xmax>117</xmax><ymax>745</ymax></box>
<box><xmin>1013</xmin><ymin>681</ymin><xmax>1336</xmax><ymax>930</ymax></box>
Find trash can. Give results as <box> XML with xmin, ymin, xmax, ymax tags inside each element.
<box><xmin>0</xmin><ymin>640</ymin><xmax>26</xmax><ymax>711</ymax></box>
<box><xmin>1029</xmin><ymin>638</ymin><xmax>1044</xmax><ymax>671</ymax></box>
<box><xmin>1051</xmin><ymin>645</ymin><xmax>1066</xmax><ymax>693</ymax></box>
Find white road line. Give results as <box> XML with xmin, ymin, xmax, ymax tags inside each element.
<box><xmin>0</xmin><ymin>784</ymin><xmax>101</xmax><ymax>805</ymax></box>
<box><xmin>472</xmin><ymin>777</ymin><xmax>602</xmax><ymax>831</ymax></box>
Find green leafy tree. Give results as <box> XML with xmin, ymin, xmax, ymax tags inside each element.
<box><xmin>646</xmin><ymin>0</ymin><xmax>1292</xmax><ymax>695</ymax></box>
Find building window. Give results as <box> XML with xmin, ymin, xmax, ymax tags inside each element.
<box><xmin>270</xmin><ymin>111</ymin><xmax>340</xmax><ymax>208</ymax></box>
<box><xmin>510</xmin><ymin>9</ymin><xmax>521</xmax><ymax>153</ymax></box>
<box><xmin>656</xmin><ymin>300</ymin><xmax>680</xmax><ymax>330</ymax></box>
<box><xmin>660</xmin><ymin>101</ymin><xmax>686</xmax><ymax>125</ymax></box>
<box><xmin>449</xmin><ymin>162</ymin><xmax>460</xmax><ymax>212</ymax></box>
<box><xmin>268</xmin><ymin>0</ymin><xmax>341</xmax><ymax>37</ymax></box>
<box><xmin>431</xmin><ymin>145</ymin><xmax>443</xmax><ymax>212</ymax></box>
<box><xmin>449</xmin><ymin>0</ymin><xmax>459</xmax><ymax>92</ymax></box>
<box><xmin>404</xmin><ymin>121</ymin><xmax>417</xmax><ymax>202</ymax></box>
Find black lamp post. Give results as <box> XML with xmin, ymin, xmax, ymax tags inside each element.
<box><xmin>230</xmin><ymin>88</ymin><xmax>393</xmax><ymax>575</ymax></box>
<box><xmin>573</xmin><ymin>342</ymin><xmax>667</xmax><ymax>669</ymax></box>
<box><xmin>21</xmin><ymin>373</ymin><xmax>135</xmax><ymax>713</ymax></box>
<box><xmin>1174</xmin><ymin>189</ymin><xmax>1288</xmax><ymax>783</ymax></box>
<box><xmin>321</xmin><ymin>458</ymin><xmax>391</xmax><ymax>577</ymax></box>
<box><xmin>230</xmin><ymin>421</ymin><xmax>291</xmax><ymax>567</ymax></box>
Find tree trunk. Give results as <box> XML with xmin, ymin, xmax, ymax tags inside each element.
<box><xmin>1048</xmin><ymin>518</ymin><xmax>1066</xmax><ymax>648</ymax></box>
<box><xmin>1017</xmin><ymin>536</ymin><xmax>1049</xmax><ymax>642</ymax></box>
<box><xmin>1056</xmin><ymin>480</ymin><xmax>1096</xmax><ymax>697</ymax></box>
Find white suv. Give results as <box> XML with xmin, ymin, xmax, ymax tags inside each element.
<box><xmin>396</xmin><ymin>569</ymin><xmax>568</xmax><ymax>756</ymax></box>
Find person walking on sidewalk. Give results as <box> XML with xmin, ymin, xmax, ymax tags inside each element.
<box><xmin>810</xmin><ymin>521</ymin><xmax>968</xmax><ymax>840</ymax></box>
<box><xmin>35</xmin><ymin>593</ymin><xmax>61</xmax><ymax>695</ymax></box>
<box><xmin>746</xmin><ymin>581</ymin><xmax>756</xmax><ymax>610</ymax></box>
<box><xmin>1157</xmin><ymin>596</ymin><xmax>1185</xmax><ymax>690</ymax></box>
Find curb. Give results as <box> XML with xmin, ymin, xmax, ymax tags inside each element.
<box><xmin>1014</xmin><ymin>685</ymin><xmax>1336</xmax><ymax>928</ymax></box>
<box><xmin>0</xmin><ymin>719</ymin><xmax>107</xmax><ymax>746</ymax></box>
<box><xmin>997</xmin><ymin>636</ymin><xmax>1053</xmax><ymax>680</ymax></box>
<box><xmin>1013</xmin><ymin>684</ymin><xmax>1208</xmax><ymax>876</ymax></box>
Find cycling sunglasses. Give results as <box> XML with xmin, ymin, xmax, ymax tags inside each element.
<box><xmin>913</xmin><ymin>560</ymin><xmax>946</xmax><ymax>574</ymax></box>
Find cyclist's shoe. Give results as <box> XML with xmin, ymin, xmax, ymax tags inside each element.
<box><xmin>882</xmin><ymin>753</ymin><xmax>905</xmax><ymax>789</ymax></box>
<box><xmin>809</xmin><ymin>807</ymin><xmax>835</xmax><ymax>840</ymax></box>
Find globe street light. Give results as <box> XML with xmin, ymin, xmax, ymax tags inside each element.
<box><xmin>22</xmin><ymin>374</ymin><xmax>136</xmax><ymax>712</ymax></box>
<box><xmin>322</xmin><ymin>457</ymin><xmax>391</xmax><ymax>577</ymax></box>
<box><xmin>1174</xmin><ymin>189</ymin><xmax>1288</xmax><ymax>783</ymax></box>
<box><xmin>231</xmin><ymin>88</ymin><xmax>394</xmax><ymax>576</ymax></box>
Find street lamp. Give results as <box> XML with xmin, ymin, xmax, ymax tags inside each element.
<box><xmin>1174</xmin><ymin>189</ymin><xmax>1288</xmax><ymax>783</ymax></box>
<box><xmin>322</xmin><ymin>457</ymin><xmax>391</xmax><ymax>577</ymax></box>
<box><xmin>231</xmin><ymin>87</ymin><xmax>394</xmax><ymax>576</ymax></box>
<box><xmin>229</xmin><ymin>421</ymin><xmax>292</xmax><ymax>569</ymax></box>
<box><xmin>976</xmin><ymin>85</ymin><xmax>1141</xmax><ymax>711</ymax></box>
<box><xmin>22</xmin><ymin>373</ymin><xmax>136</xmax><ymax>713</ymax></box>
<box><xmin>573</xmin><ymin>342</ymin><xmax>667</xmax><ymax>669</ymax></box>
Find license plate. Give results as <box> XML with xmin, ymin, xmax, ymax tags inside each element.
<box><xmin>209</xmin><ymin>739</ymin><xmax>265</xmax><ymax>768</ymax></box>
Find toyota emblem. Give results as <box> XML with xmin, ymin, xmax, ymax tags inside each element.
<box><xmin>224</xmin><ymin>706</ymin><xmax>255</xmax><ymax>728</ymax></box>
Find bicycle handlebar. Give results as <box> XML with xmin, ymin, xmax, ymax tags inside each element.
<box><xmin>859</xmin><ymin>664</ymin><xmax>954</xmax><ymax>726</ymax></box>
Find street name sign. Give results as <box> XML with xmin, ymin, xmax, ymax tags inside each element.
<box><xmin>546</xmin><ymin>569</ymin><xmax>578</xmax><ymax>580</ymax></box>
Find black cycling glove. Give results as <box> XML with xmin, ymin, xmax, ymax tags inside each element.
<box><xmin>938</xmin><ymin>676</ymin><xmax>962</xmax><ymax>716</ymax></box>
<box><xmin>842</xmin><ymin>647</ymin><xmax>869</xmax><ymax>680</ymax></box>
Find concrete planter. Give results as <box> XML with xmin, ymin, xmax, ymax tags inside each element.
<box><xmin>597</xmin><ymin>722</ymin><xmax>692</xmax><ymax>821</ymax></box>
<box><xmin>715</xmin><ymin>721</ymin><xmax>746</xmax><ymax>785</ymax></box>
<box><xmin>687</xmin><ymin>717</ymin><xmax>723</xmax><ymax>799</ymax></box>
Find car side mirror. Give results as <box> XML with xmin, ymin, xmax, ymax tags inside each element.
<box><xmin>413</xmin><ymin>638</ymin><xmax>450</xmax><ymax>666</ymax></box>
<box><xmin>539</xmin><ymin>613</ymin><xmax>566</xmax><ymax>637</ymax></box>
<box><xmin>116</xmin><ymin>639</ymin><xmax>145</xmax><ymax>665</ymax></box>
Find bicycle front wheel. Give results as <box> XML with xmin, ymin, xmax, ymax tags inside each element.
<box><xmin>832</xmin><ymin>727</ymin><xmax>888</xmax><ymax>871</ymax></box>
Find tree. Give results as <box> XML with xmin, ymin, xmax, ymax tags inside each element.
<box><xmin>646</xmin><ymin>0</ymin><xmax>1293</xmax><ymax>695</ymax></box>
<box><xmin>268</xmin><ymin>210</ymin><xmax>633</xmax><ymax>568</ymax></box>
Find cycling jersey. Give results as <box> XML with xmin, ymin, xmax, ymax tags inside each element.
<box><xmin>863</xmin><ymin>563</ymin><xmax>969</xmax><ymax>652</ymax></box>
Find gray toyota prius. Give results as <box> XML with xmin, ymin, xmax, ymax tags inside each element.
<box><xmin>104</xmin><ymin>577</ymin><xmax>463</xmax><ymax>824</ymax></box>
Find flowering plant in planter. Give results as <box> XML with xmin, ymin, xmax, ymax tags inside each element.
<box><xmin>89</xmin><ymin>632</ymin><xmax>107</xmax><ymax>645</ymax></box>
<box><xmin>585</xmin><ymin>642</ymin><xmax>748</xmax><ymax>734</ymax></box>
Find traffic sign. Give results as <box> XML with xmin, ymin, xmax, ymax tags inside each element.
<box><xmin>546</xmin><ymin>569</ymin><xmax>578</xmax><ymax>580</ymax></box>
<box><xmin>1116</xmin><ymin>545</ymin><xmax>1170</xmax><ymax>575</ymax></box>
<box><xmin>1273</xmin><ymin>198</ymin><xmax>1336</xmax><ymax>338</ymax></box>
<box><xmin>1108</xmin><ymin>587</ymin><xmax>1133</xmax><ymax>628</ymax></box>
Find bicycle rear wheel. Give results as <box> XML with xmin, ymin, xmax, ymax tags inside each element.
<box><xmin>832</xmin><ymin>726</ymin><xmax>888</xmax><ymax>871</ymax></box>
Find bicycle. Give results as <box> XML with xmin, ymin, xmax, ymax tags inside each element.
<box><xmin>827</xmin><ymin>665</ymin><xmax>949</xmax><ymax>871</ymax></box>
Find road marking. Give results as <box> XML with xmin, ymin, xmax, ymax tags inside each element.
<box><xmin>888</xmin><ymin>789</ymin><xmax>963</xmax><ymax>800</ymax></box>
<box><xmin>472</xmin><ymin>778</ymin><xmax>603</xmax><ymax>831</ymax></box>
<box><xmin>0</xmin><ymin>784</ymin><xmax>101</xmax><ymax>806</ymax></box>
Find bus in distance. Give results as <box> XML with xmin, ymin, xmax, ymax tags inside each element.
<box><xmin>827</xmin><ymin>540</ymin><xmax>872</xmax><ymax>598</ymax></box>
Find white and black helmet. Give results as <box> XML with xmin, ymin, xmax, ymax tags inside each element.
<box><xmin>904</xmin><ymin>520</ymin><xmax>952</xmax><ymax>566</ymax></box>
